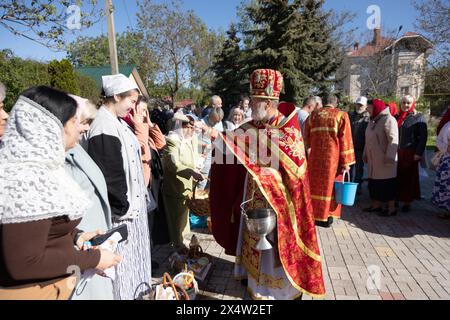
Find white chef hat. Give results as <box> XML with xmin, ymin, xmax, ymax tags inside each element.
<box><xmin>102</xmin><ymin>74</ymin><xmax>138</xmax><ymax>97</ymax></box>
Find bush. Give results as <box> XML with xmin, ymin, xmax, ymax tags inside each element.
<box><xmin>0</xmin><ymin>50</ymin><xmax>51</xmax><ymax>112</ymax></box>
<box><xmin>48</xmin><ymin>59</ymin><xmax>80</xmax><ymax>95</ymax></box>
<box><xmin>0</xmin><ymin>50</ymin><xmax>98</xmax><ymax>111</ymax></box>
<box><xmin>76</xmin><ymin>72</ymin><xmax>100</xmax><ymax>105</ymax></box>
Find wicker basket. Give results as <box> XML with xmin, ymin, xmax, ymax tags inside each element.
<box><xmin>154</xmin><ymin>273</ymin><xmax>190</xmax><ymax>300</ymax></box>
<box><xmin>186</xmin><ymin>181</ymin><xmax>210</xmax><ymax>217</ymax></box>
<box><xmin>173</xmin><ymin>272</ymin><xmax>198</xmax><ymax>300</ymax></box>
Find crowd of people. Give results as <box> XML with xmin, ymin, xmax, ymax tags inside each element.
<box><xmin>0</xmin><ymin>67</ymin><xmax>448</xmax><ymax>300</ymax></box>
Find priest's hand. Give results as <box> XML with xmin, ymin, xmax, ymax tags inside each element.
<box><xmin>413</xmin><ymin>154</ymin><xmax>422</xmax><ymax>161</ymax></box>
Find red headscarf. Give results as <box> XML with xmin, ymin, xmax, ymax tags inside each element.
<box><xmin>437</xmin><ymin>106</ymin><xmax>450</xmax><ymax>136</ymax></box>
<box><xmin>397</xmin><ymin>95</ymin><xmax>416</xmax><ymax>127</ymax></box>
<box><xmin>121</xmin><ymin>112</ymin><xmax>134</xmax><ymax>130</ymax></box>
<box><xmin>388</xmin><ymin>102</ymin><xmax>398</xmax><ymax>117</ymax></box>
<box><xmin>371</xmin><ymin>99</ymin><xmax>387</xmax><ymax>119</ymax></box>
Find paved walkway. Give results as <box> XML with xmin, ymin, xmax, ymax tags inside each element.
<box><xmin>152</xmin><ymin>166</ymin><xmax>450</xmax><ymax>300</ymax></box>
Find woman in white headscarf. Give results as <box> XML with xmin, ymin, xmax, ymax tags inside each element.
<box><xmin>162</xmin><ymin>112</ymin><xmax>204</xmax><ymax>250</ymax></box>
<box><xmin>65</xmin><ymin>95</ymin><xmax>114</xmax><ymax>300</ymax></box>
<box><xmin>0</xmin><ymin>86</ymin><xmax>121</xmax><ymax>300</ymax></box>
<box><xmin>86</xmin><ymin>74</ymin><xmax>153</xmax><ymax>300</ymax></box>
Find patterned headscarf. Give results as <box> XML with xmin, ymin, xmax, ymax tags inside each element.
<box><xmin>0</xmin><ymin>96</ymin><xmax>89</xmax><ymax>224</ymax></box>
<box><xmin>397</xmin><ymin>95</ymin><xmax>416</xmax><ymax>128</ymax></box>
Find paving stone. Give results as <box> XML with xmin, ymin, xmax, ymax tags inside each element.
<box><xmin>152</xmin><ymin>171</ymin><xmax>450</xmax><ymax>300</ymax></box>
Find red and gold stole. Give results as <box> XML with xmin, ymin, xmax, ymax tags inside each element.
<box><xmin>220</xmin><ymin>103</ymin><xmax>326</xmax><ymax>297</ymax></box>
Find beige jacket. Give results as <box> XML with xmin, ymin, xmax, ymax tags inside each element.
<box><xmin>364</xmin><ymin>107</ymin><xmax>399</xmax><ymax>179</ymax></box>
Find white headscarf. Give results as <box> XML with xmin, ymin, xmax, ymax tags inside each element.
<box><xmin>0</xmin><ymin>96</ymin><xmax>90</xmax><ymax>224</ymax></box>
<box><xmin>171</xmin><ymin>110</ymin><xmax>194</xmax><ymax>142</ymax></box>
<box><xmin>102</xmin><ymin>74</ymin><xmax>138</xmax><ymax>96</ymax></box>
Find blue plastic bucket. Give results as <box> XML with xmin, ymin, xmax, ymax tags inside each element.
<box><xmin>189</xmin><ymin>212</ymin><xmax>207</xmax><ymax>229</ymax></box>
<box><xmin>334</xmin><ymin>171</ymin><xmax>358</xmax><ymax>206</ymax></box>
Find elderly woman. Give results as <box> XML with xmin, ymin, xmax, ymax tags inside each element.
<box><xmin>86</xmin><ymin>74</ymin><xmax>152</xmax><ymax>300</ymax></box>
<box><xmin>432</xmin><ymin>120</ymin><xmax>450</xmax><ymax>218</ymax></box>
<box><xmin>363</xmin><ymin>99</ymin><xmax>399</xmax><ymax>216</ymax></box>
<box><xmin>162</xmin><ymin>113</ymin><xmax>204</xmax><ymax>250</ymax></box>
<box><xmin>64</xmin><ymin>95</ymin><xmax>114</xmax><ymax>300</ymax></box>
<box><xmin>0</xmin><ymin>86</ymin><xmax>121</xmax><ymax>300</ymax></box>
<box><xmin>0</xmin><ymin>82</ymin><xmax>8</xmax><ymax>140</ymax></box>
<box><xmin>224</xmin><ymin>107</ymin><xmax>244</xmax><ymax>130</ymax></box>
<box><xmin>396</xmin><ymin>95</ymin><xmax>428</xmax><ymax>212</ymax></box>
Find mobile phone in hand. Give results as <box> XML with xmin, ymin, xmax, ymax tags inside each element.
<box><xmin>90</xmin><ymin>224</ymin><xmax>128</xmax><ymax>246</ymax></box>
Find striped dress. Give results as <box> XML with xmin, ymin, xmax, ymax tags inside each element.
<box><xmin>88</xmin><ymin>107</ymin><xmax>152</xmax><ymax>300</ymax></box>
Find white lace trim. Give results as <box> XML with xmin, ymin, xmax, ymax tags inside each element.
<box><xmin>0</xmin><ymin>96</ymin><xmax>90</xmax><ymax>224</ymax></box>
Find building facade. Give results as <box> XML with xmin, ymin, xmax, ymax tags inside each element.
<box><xmin>337</xmin><ymin>28</ymin><xmax>432</xmax><ymax>101</ymax></box>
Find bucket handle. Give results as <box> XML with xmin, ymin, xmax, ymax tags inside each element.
<box><xmin>240</xmin><ymin>190</ymin><xmax>255</xmax><ymax>214</ymax></box>
<box><xmin>341</xmin><ymin>170</ymin><xmax>350</xmax><ymax>183</ymax></box>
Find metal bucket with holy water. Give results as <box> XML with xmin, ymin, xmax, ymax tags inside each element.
<box><xmin>240</xmin><ymin>197</ymin><xmax>277</xmax><ymax>251</ymax></box>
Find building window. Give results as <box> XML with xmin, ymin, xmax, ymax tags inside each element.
<box><xmin>401</xmin><ymin>86</ymin><xmax>410</xmax><ymax>96</ymax></box>
<box><xmin>400</xmin><ymin>63</ymin><xmax>412</xmax><ymax>75</ymax></box>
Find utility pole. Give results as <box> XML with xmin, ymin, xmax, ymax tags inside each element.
<box><xmin>105</xmin><ymin>0</ymin><xmax>119</xmax><ymax>74</ymax></box>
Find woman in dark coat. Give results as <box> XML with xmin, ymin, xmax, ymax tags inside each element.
<box><xmin>396</xmin><ymin>95</ymin><xmax>428</xmax><ymax>212</ymax></box>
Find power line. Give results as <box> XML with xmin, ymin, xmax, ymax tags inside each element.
<box><xmin>122</xmin><ymin>0</ymin><xmax>134</xmax><ymax>30</ymax></box>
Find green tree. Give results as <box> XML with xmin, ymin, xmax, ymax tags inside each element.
<box><xmin>0</xmin><ymin>50</ymin><xmax>101</xmax><ymax>111</ymax></box>
<box><xmin>0</xmin><ymin>0</ymin><xmax>102</xmax><ymax>49</ymax></box>
<box><xmin>239</xmin><ymin>0</ymin><xmax>342</xmax><ymax>103</ymax></box>
<box><xmin>189</xmin><ymin>24</ymin><xmax>225</xmax><ymax>91</ymax></box>
<box><xmin>424</xmin><ymin>62</ymin><xmax>450</xmax><ymax>116</ymax></box>
<box><xmin>210</xmin><ymin>24</ymin><xmax>247</xmax><ymax>108</ymax></box>
<box><xmin>76</xmin><ymin>72</ymin><xmax>101</xmax><ymax>105</ymax></box>
<box><xmin>66</xmin><ymin>31</ymin><xmax>158</xmax><ymax>88</ymax></box>
<box><xmin>48</xmin><ymin>59</ymin><xmax>80</xmax><ymax>95</ymax></box>
<box><xmin>137</xmin><ymin>0</ymin><xmax>221</xmax><ymax>107</ymax></box>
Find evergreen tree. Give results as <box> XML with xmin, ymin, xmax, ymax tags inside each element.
<box><xmin>48</xmin><ymin>59</ymin><xmax>80</xmax><ymax>95</ymax></box>
<box><xmin>209</xmin><ymin>24</ymin><xmax>246</xmax><ymax>109</ymax></box>
<box><xmin>240</xmin><ymin>0</ymin><xmax>341</xmax><ymax>103</ymax></box>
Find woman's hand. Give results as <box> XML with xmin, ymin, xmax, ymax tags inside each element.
<box><xmin>76</xmin><ymin>230</ymin><xmax>105</xmax><ymax>250</ymax></box>
<box><xmin>130</xmin><ymin>104</ymin><xmax>147</xmax><ymax>126</ymax></box>
<box><xmin>414</xmin><ymin>154</ymin><xmax>422</xmax><ymax>161</ymax></box>
<box><xmin>95</xmin><ymin>250</ymin><xmax>122</xmax><ymax>271</ymax></box>
<box><xmin>340</xmin><ymin>165</ymin><xmax>351</xmax><ymax>174</ymax></box>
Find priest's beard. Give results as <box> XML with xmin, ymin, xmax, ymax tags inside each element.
<box><xmin>252</xmin><ymin>105</ymin><xmax>268</xmax><ymax>121</ymax></box>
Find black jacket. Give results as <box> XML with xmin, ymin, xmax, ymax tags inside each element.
<box><xmin>349</xmin><ymin>111</ymin><xmax>370</xmax><ymax>151</ymax></box>
<box><xmin>398</xmin><ymin>113</ymin><xmax>428</xmax><ymax>156</ymax></box>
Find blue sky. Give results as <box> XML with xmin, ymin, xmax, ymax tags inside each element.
<box><xmin>0</xmin><ymin>0</ymin><xmax>418</xmax><ymax>62</ymax></box>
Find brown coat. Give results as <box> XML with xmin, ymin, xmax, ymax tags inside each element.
<box><xmin>364</xmin><ymin>108</ymin><xmax>399</xmax><ymax>179</ymax></box>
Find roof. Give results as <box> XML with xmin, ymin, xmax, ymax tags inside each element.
<box><xmin>347</xmin><ymin>31</ymin><xmax>432</xmax><ymax>58</ymax></box>
<box><xmin>348</xmin><ymin>38</ymin><xmax>393</xmax><ymax>57</ymax></box>
<box><xmin>75</xmin><ymin>65</ymin><xmax>135</xmax><ymax>87</ymax></box>
<box><xmin>75</xmin><ymin>64</ymin><xmax>150</xmax><ymax>98</ymax></box>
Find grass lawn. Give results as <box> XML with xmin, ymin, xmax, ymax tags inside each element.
<box><xmin>427</xmin><ymin>122</ymin><xmax>437</xmax><ymax>149</ymax></box>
